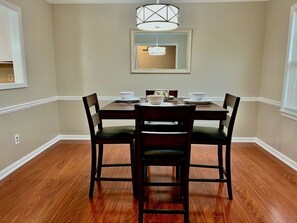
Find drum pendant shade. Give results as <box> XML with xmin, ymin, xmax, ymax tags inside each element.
<box><xmin>136</xmin><ymin>2</ymin><xmax>180</xmax><ymax>31</ymax></box>
<box><xmin>148</xmin><ymin>46</ymin><xmax>166</xmax><ymax>56</ymax></box>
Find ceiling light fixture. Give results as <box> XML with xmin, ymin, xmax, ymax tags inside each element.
<box><xmin>136</xmin><ymin>0</ymin><xmax>180</xmax><ymax>31</ymax></box>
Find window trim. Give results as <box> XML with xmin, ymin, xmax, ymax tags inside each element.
<box><xmin>281</xmin><ymin>3</ymin><xmax>297</xmax><ymax>119</ymax></box>
<box><xmin>0</xmin><ymin>0</ymin><xmax>27</xmax><ymax>90</ymax></box>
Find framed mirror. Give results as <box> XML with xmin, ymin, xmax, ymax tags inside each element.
<box><xmin>130</xmin><ymin>29</ymin><xmax>192</xmax><ymax>74</ymax></box>
<box><xmin>0</xmin><ymin>0</ymin><xmax>27</xmax><ymax>90</ymax></box>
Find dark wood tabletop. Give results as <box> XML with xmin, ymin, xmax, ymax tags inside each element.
<box><xmin>99</xmin><ymin>98</ymin><xmax>228</xmax><ymax>120</ymax></box>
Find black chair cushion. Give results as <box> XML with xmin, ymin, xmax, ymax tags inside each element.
<box><xmin>144</xmin><ymin>149</ymin><xmax>184</xmax><ymax>158</ymax></box>
<box><xmin>95</xmin><ymin>126</ymin><xmax>135</xmax><ymax>140</ymax></box>
<box><xmin>192</xmin><ymin>126</ymin><xmax>227</xmax><ymax>144</ymax></box>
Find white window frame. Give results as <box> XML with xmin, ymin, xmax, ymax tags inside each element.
<box><xmin>0</xmin><ymin>0</ymin><xmax>27</xmax><ymax>90</ymax></box>
<box><xmin>281</xmin><ymin>3</ymin><xmax>297</xmax><ymax>121</ymax></box>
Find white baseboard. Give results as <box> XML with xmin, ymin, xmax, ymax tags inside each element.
<box><xmin>233</xmin><ymin>137</ymin><xmax>257</xmax><ymax>143</ymax></box>
<box><xmin>59</xmin><ymin>135</ymin><xmax>90</xmax><ymax>140</ymax></box>
<box><xmin>1</xmin><ymin>135</ymin><xmax>296</xmax><ymax>181</ymax></box>
<box><xmin>255</xmin><ymin>139</ymin><xmax>297</xmax><ymax>171</ymax></box>
<box><xmin>0</xmin><ymin>136</ymin><xmax>60</xmax><ymax>180</ymax></box>
<box><xmin>234</xmin><ymin>137</ymin><xmax>297</xmax><ymax>171</ymax></box>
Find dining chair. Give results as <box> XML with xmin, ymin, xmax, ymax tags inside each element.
<box><xmin>189</xmin><ymin>93</ymin><xmax>240</xmax><ymax>200</ymax></box>
<box><xmin>145</xmin><ymin>89</ymin><xmax>180</xmax><ymax>178</ymax></box>
<box><xmin>145</xmin><ymin>89</ymin><xmax>178</xmax><ymax>97</ymax></box>
<box><xmin>82</xmin><ymin>93</ymin><xmax>136</xmax><ymax>198</ymax></box>
<box><xmin>135</xmin><ymin>104</ymin><xmax>195</xmax><ymax>223</ymax></box>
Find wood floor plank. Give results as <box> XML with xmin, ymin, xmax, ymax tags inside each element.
<box><xmin>0</xmin><ymin>141</ymin><xmax>296</xmax><ymax>222</ymax></box>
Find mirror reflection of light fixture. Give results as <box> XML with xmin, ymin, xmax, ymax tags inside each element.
<box><xmin>148</xmin><ymin>46</ymin><xmax>166</xmax><ymax>56</ymax></box>
<box><xmin>148</xmin><ymin>36</ymin><xmax>166</xmax><ymax>56</ymax></box>
<box><xmin>131</xmin><ymin>29</ymin><xmax>192</xmax><ymax>73</ymax></box>
<box><xmin>136</xmin><ymin>0</ymin><xmax>180</xmax><ymax>31</ymax></box>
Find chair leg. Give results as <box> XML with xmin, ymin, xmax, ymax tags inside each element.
<box><xmin>89</xmin><ymin>143</ymin><xmax>97</xmax><ymax>198</ymax></box>
<box><xmin>144</xmin><ymin>166</ymin><xmax>147</xmax><ymax>182</ymax></box>
<box><xmin>96</xmin><ymin>144</ymin><xmax>103</xmax><ymax>178</ymax></box>
<box><xmin>176</xmin><ymin>165</ymin><xmax>180</xmax><ymax>180</ymax></box>
<box><xmin>218</xmin><ymin>145</ymin><xmax>224</xmax><ymax>179</ymax></box>
<box><xmin>181</xmin><ymin>163</ymin><xmax>189</xmax><ymax>223</ymax></box>
<box><xmin>130</xmin><ymin>142</ymin><xmax>137</xmax><ymax>198</ymax></box>
<box><xmin>138</xmin><ymin>165</ymin><xmax>144</xmax><ymax>223</ymax></box>
<box><xmin>138</xmin><ymin>199</ymin><xmax>144</xmax><ymax>223</ymax></box>
<box><xmin>225</xmin><ymin>144</ymin><xmax>233</xmax><ymax>200</ymax></box>
<box><xmin>184</xmin><ymin>199</ymin><xmax>189</xmax><ymax>223</ymax></box>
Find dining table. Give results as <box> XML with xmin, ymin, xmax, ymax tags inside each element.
<box><xmin>99</xmin><ymin>97</ymin><xmax>228</xmax><ymax>200</ymax></box>
<box><xmin>99</xmin><ymin>98</ymin><xmax>228</xmax><ymax>121</ymax></box>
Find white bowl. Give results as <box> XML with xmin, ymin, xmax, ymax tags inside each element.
<box><xmin>120</xmin><ymin>91</ymin><xmax>134</xmax><ymax>99</ymax></box>
<box><xmin>189</xmin><ymin>92</ymin><xmax>205</xmax><ymax>101</ymax></box>
<box><xmin>147</xmin><ymin>95</ymin><xmax>164</xmax><ymax>105</ymax></box>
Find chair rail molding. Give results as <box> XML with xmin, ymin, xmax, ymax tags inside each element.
<box><xmin>258</xmin><ymin>97</ymin><xmax>281</xmax><ymax>107</ymax></box>
<box><xmin>0</xmin><ymin>97</ymin><xmax>57</xmax><ymax>116</ymax></box>
<box><xmin>0</xmin><ymin>96</ymin><xmax>278</xmax><ymax>116</ymax></box>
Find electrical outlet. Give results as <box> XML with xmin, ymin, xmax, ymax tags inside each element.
<box><xmin>14</xmin><ymin>134</ymin><xmax>20</xmax><ymax>144</ymax></box>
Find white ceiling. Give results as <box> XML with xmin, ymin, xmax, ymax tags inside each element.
<box><xmin>47</xmin><ymin>0</ymin><xmax>269</xmax><ymax>4</ymax></box>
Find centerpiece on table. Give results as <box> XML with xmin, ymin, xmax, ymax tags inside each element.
<box><xmin>154</xmin><ymin>89</ymin><xmax>169</xmax><ymax>102</ymax></box>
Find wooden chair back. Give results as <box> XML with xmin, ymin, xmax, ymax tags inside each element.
<box><xmin>219</xmin><ymin>93</ymin><xmax>241</xmax><ymax>141</ymax></box>
<box><xmin>82</xmin><ymin>93</ymin><xmax>103</xmax><ymax>140</ymax></box>
<box><xmin>135</xmin><ymin>104</ymin><xmax>195</xmax><ymax>164</ymax></box>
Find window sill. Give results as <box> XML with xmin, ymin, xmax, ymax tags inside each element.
<box><xmin>0</xmin><ymin>82</ymin><xmax>27</xmax><ymax>91</ymax></box>
<box><xmin>280</xmin><ymin>110</ymin><xmax>297</xmax><ymax>121</ymax></box>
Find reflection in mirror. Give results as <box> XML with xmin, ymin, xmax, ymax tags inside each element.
<box><xmin>137</xmin><ymin>45</ymin><xmax>176</xmax><ymax>69</ymax></box>
<box><xmin>0</xmin><ymin>0</ymin><xmax>27</xmax><ymax>90</ymax></box>
<box><xmin>131</xmin><ymin>29</ymin><xmax>192</xmax><ymax>74</ymax></box>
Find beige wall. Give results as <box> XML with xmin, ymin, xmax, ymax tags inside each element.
<box><xmin>0</xmin><ymin>103</ymin><xmax>59</xmax><ymax>170</ymax></box>
<box><xmin>258</xmin><ymin>0</ymin><xmax>297</xmax><ymax>162</ymax></box>
<box><xmin>0</xmin><ymin>0</ymin><xmax>59</xmax><ymax>170</ymax></box>
<box><xmin>53</xmin><ymin>2</ymin><xmax>266</xmax><ymax>138</ymax></box>
<box><xmin>52</xmin><ymin>3</ymin><xmax>266</xmax><ymax>97</ymax></box>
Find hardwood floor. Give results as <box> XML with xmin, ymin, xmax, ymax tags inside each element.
<box><xmin>0</xmin><ymin>141</ymin><xmax>296</xmax><ymax>223</ymax></box>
